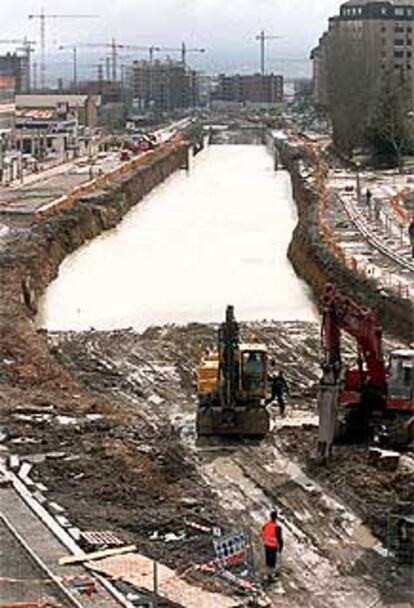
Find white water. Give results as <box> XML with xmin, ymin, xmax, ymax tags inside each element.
<box><xmin>37</xmin><ymin>145</ymin><xmax>315</xmax><ymax>331</ymax></box>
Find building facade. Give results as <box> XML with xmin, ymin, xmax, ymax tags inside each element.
<box><xmin>0</xmin><ymin>52</ymin><xmax>31</xmax><ymax>132</ymax></box>
<box><xmin>311</xmin><ymin>0</ymin><xmax>414</xmax><ymax>109</ymax></box>
<box><xmin>129</xmin><ymin>60</ymin><xmax>200</xmax><ymax>112</ymax></box>
<box><xmin>213</xmin><ymin>73</ymin><xmax>284</xmax><ymax>106</ymax></box>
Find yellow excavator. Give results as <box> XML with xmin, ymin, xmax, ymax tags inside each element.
<box><xmin>196</xmin><ymin>306</ymin><xmax>270</xmax><ymax>438</ymax></box>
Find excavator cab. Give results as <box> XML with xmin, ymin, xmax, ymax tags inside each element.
<box><xmin>319</xmin><ymin>284</ymin><xmax>414</xmax><ymax>450</ymax></box>
<box><xmin>196</xmin><ymin>307</ymin><xmax>270</xmax><ymax>438</ymax></box>
<box><xmin>387</xmin><ymin>350</ymin><xmax>414</xmax><ymax>409</ymax></box>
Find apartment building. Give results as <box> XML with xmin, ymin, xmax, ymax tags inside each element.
<box><xmin>311</xmin><ymin>0</ymin><xmax>414</xmax><ymax>109</ymax></box>
<box><xmin>0</xmin><ymin>53</ymin><xmax>31</xmax><ymax>132</ymax></box>
<box><xmin>213</xmin><ymin>73</ymin><xmax>284</xmax><ymax>106</ymax></box>
<box><xmin>129</xmin><ymin>59</ymin><xmax>199</xmax><ymax>112</ymax></box>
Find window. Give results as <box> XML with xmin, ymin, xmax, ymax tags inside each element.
<box><xmin>394</xmin><ymin>38</ymin><xmax>405</xmax><ymax>46</ymax></box>
<box><xmin>394</xmin><ymin>8</ymin><xmax>405</xmax><ymax>17</ymax></box>
<box><xmin>394</xmin><ymin>50</ymin><xmax>404</xmax><ymax>58</ymax></box>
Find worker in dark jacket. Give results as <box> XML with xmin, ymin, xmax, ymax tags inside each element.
<box><xmin>409</xmin><ymin>218</ymin><xmax>414</xmax><ymax>259</ymax></box>
<box><xmin>268</xmin><ymin>361</ymin><xmax>290</xmax><ymax>417</ymax></box>
<box><xmin>261</xmin><ymin>510</ymin><xmax>284</xmax><ymax>582</ymax></box>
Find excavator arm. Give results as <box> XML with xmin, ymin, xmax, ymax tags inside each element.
<box><xmin>321</xmin><ymin>284</ymin><xmax>386</xmax><ymax>388</ymax></box>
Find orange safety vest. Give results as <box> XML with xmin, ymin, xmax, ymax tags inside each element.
<box><xmin>261</xmin><ymin>520</ymin><xmax>279</xmax><ymax>549</ymax></box>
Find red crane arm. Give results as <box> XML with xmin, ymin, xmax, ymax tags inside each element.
<box><xmin>321</xmin><ymin>284</ymin><xmax>386</xmax><ymax>386</ymax></box>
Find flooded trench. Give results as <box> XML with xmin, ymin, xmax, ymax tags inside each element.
<box><xmin>37</xmin><ymin>145</ymin><xmax>314</xmax><ymax>331</ymax></box>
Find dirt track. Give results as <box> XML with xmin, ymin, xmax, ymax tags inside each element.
<box><xmin>1</xmin><ymin>321</ymin><xmax>412</xmax><ymax>607</ymax></box>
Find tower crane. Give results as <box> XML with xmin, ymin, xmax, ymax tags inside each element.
<box><xmin>0</xmin><ymin>39</ymin><xmax>36</xmax><ymax>92</ymax></box>
<box><xmin>255</xmin><ymin>30</ymin><xmax>281</xmax><ymax>75</ymax></box>
<box><xmin>28</xmin><ymin>9</ymin><xmax>99</xmax><ymax>89</ymax></box>
<box><xmin>155</xmin><ymin>42</ymin><xmax>206</xmax><ymax>66</ymax></box>
<box><xmin>58</xmin><ymin>45</ymin><xmax>79</xmax><ymax>89</ymax></box>
<box><xmin>76</xmin><ymin>40</ymin><xmax>161</xmax><ymax>82</ymax></box>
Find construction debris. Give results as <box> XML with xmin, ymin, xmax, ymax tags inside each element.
<box><xmin>87</xmin><ymin>553</ymin><xmax>240</xmax><ymax>608</ymax></box>
<box><xmin>59</xmin><ymin>544</ymin><xmax>137</xmax><ymax>566</ymax></box>
<box><xmin>1</xmin><ymin>321</ymin><xmax>412</xmax><ymax>607</ymax></box>
<box><xmin>79</xmin><ymin>530</ymin><xmax>125</xmax><ymax>551</ymax></box>
<box><xmin>368</xmin><ymin>448</ymin><xmax>401</xmax><ymax>472</ymax></box>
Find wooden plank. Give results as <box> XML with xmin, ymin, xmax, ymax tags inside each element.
<box><xmin>59</xmin><ymin>545</ymin><xmax>137</xmax><ymax>566</ymax></box>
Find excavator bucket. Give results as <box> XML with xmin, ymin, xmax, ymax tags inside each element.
<box><xmin>196</xmin><ymin>405</ymin><xmax>270</xmax><ymax>438</ymax></box>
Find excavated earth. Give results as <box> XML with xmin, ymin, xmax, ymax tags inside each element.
<box><xmin>1</xmin><ymin>322</ymin><xmax>413</xmax><ymax>606</ymax></box>
<box><xmin>0</xmin><ymin>138</ymin><xmax>413</xmax><ymax>607</ymax></box>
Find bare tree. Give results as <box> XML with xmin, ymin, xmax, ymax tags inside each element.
<box><xmin>326</xmin><ymin>33</ymin><xmax>371</xmax><ymax>156</ymax></box>
<box><xmin>365</xmin><ymin>70</ymin><xmax>414</xmax><ymax>171</ymax></box>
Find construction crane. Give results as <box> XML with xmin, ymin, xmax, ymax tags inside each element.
<box><xmin>76</xmin><ymin>40</ymin><xmax>161</xmax><ymax>82</ymax></box>
<box><xmin>0</xmin><ymin>38</ymin><xmax>36</xmax><ymax>92</ymax></box>
<box><xmin>155</xmin><ymin>42</ymin><xmax>206</xmax><ymax>67</ymax></box>
<box><xmin>57</xmin><ymin>47</ymin><xmax>105</xmax><ymax>89</ymax></box>
<box><xmin>28</xmin><ymin>9</ymin><xmax>99</xmax><ymax>89</ymax></box>
<box><xmin>255</xmin><ymin>30</ymin><xmax>281</xmax><ymax>75</ymax></box>
<box><xmin>58</xmin><ymin>45</ymin><xmax>79</xmax><ymax>89</ymax></box>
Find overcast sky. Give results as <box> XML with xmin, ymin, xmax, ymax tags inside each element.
<box><xmin>2</xmin><ymin>0</ymin><xmax>342</xmax><ymax>76</ymax></box>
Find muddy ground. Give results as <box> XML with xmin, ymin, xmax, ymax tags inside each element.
<box><xmin>1</xmin><ymin>321</ymin><xmax>412</xmax><ymax>607</ymax></box>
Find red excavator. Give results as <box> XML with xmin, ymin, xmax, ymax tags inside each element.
<box><xmin>320</xmin><ymin>284</ymin><xmax>414</xmax><ymax>446</ymax></box>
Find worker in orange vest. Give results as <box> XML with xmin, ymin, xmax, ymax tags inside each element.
<box><xmin>261</xmin><ymin>510</ymin><xmax>284</xmax><ymax>582</ymax></box>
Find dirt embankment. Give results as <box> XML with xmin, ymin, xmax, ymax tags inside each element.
<box><xmin>0</xmin><ymin>143</ymin><xmax>188</xmax><ymax>389</ymax></box>
<box><xmin>276</xmin><ymin>139</ymin><xmax>413</xmax><ymax>344</ymax></box>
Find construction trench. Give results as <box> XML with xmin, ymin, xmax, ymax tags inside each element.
<box><xmin>0</xmin><ymin>128</ymin><xmax>413</xmax><ymax>607</ymax></box>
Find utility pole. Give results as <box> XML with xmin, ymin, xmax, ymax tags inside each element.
<box><xmin>28</xmin><ymin>10</ymin><xmax>99</xmax><ymax>89</ymax></box>
<box><xmin>255</xmin><ymin>30</ymin><xmax>281</xmax><ymax>75</ymax></box>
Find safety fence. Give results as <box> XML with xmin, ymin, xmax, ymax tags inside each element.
<box><xmin>369</xmin><ymin>187</ymin><xmax>412</xmax><ymax>247</ymax></box>
<box><xmin>293</xmin><ymin>133</ymin><xmax>413</xmax><ymax>301</ymax></box>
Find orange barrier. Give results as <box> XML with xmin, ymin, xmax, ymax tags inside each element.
<box><xmin>293</xmin><ymin>134</ymin><xmax>414</xmax><ymax>299</ymax></box>
<box><xmin>33</xmin><ymin>135</ymin><xmax>187</xmax><ymax>222</ymax></box>
<box><xmin>389</xmin><ymin>188</ymin><xmax>410</xmax><ymax>224</ymax></box>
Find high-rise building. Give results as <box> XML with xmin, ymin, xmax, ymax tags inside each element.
<box><xmin>311</xmin><ymin>0</ymin><xmax>414</xmax><ymax>109</ymax></box>
<box><xmin>129</xmin><ymin>59</ymin><xmax>200</xmax><ymax>112</ymax></box>
<box><xmin>0</xmin><ymin>53</ymin><xmax>30</xmax><ymax>98</ymax></box>
<box><xmin>0</xmin><ymin>53</ymin><xmax>30</xmax><ymax>131</ymax></box>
